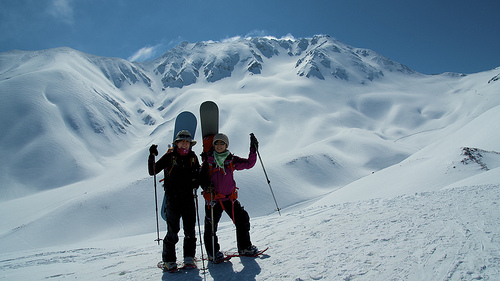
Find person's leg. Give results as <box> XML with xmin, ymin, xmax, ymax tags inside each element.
<box><xmin>163</xmin><ymin>202</ymin><xmax>181</xmax><ymax>263</ymax></box>
<box><xmin>203</xmin><ymin>203</ymin><xmax>223</xmax><ymax>257</ymax></box>
<box><xmin>182</xmin><ymin>200</ymin><xmax>197</xmax><ymax>259</ymax></box>
<box><xmin>223</xmin><ymin>200</ymin><xmax>252</xmax><ymax>252</ymax></box>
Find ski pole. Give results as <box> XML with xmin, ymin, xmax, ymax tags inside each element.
<box><xmin>194</xmin><ymin>189</ymin><xmax>207</xmax><ymax>272</ymax></box>
<box><xmin>153</xmin><ymin>164</ymin><xmax>161</xmax><ymax>245</ymax></box>
<box><xmin>251</xmin><ymin>133</ymin><xmax>281</xmax><ymax>216</ymax></box>
<box><xmin>210</xmin><ymin>191</ymin><xmax>216</xmax><ymax>262</ymax></box>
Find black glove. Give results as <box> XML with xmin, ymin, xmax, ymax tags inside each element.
<box><xmin>250</xmin><ymin>133</ymin><xmax>259</xmax><ymax>150</ymax></box>
<box><xmin>204</xmin><ymin>184</ymin><xmax>214</xmax><ymax>194</ymax></box>
<box><xmin>149</xmin><ymin>144</ymin><xmax>158</xmax><ymax>156</ymax></box>
<box><xmin>200</xmin><ymin>151</ymin><xmax>208</xmax><ymax>162</ymax></box>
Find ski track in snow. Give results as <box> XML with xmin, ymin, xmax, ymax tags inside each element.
<box><xmin>1</xmin><ymin>184</ymin><xmax>499</xmax><ymax>280</ymax></box>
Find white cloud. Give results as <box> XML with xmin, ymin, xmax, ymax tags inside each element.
<box><xmin>128</xmin><ymin>44</ymin><xmax>162</xmax><ymax>62</ymax></box>
<box><xmin>281</xmin><ymin>33</ymin><xmax>296</xmax><ymax>40</ymax></box>
<box><xmin>48</xmin><ymin>0</ymin><xmax>74</xmax><ymax>25</ymax></box>
<box><xmin>222</xmin><ymin>36</ymin><xmax>242</xmax><ymax>43</ymax></box>
<box><xmin>220</xmin><ymin>30</ymin><xmax>282</xmax><ymax>43</ymax></box>
<box><xmin>240</xmin><ymin>31</ymin><xmax>297</xmax><ymax>41</ymax></box>
<box><xmin>244</xmin><ymin>29</ymin><xmax>269</xmax><ymax>39</ymax></box>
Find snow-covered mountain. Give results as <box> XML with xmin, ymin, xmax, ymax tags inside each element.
<box><xmin>1</xmin><ymin>35</ymin><xmax>500</xmax><ymax>280</ymax></box>
<box><xmin>0</xmin><ymin>35</ymin><xmax>422</xmax><ymax>201</ymax></box>
<box><xmin>144</xmin><ymin>35</ymin><xmax>415</xmax><ymax>89</ymax></box>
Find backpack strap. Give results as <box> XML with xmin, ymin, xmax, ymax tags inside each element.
<box><xmin>168</xmin><ymin>150</ymin><xmax>197</xmax><ymax>176</ymax></box>
<box><xmin>212</xmin><ymin>188</ymin><xmax>238</xmax><ymax>224</ymax></box>
<box><xmin>203</xmin><ymin>183</ymin><xmax>239</xmax><ymax>224</ymax></box>
<box><xmin>208</xmin><ymin>161</ymin><xmax>234</xmax><ymax>177</ymax></box>
<box><xmin>168</xmin><ymin>155</ymin><xmax>176</xmax><ymax>176</ymax></box>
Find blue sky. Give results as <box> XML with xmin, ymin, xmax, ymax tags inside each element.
<box><xmin>1</xmin><ymin>0</ymin><xmax>498</xmax><ymax>74</ymax></box>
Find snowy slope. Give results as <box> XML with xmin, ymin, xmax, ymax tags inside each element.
<box><xmin>0</xmin><ymin>48</ymin><xmax>154</xmax><ymax>199</ymax></box>
<box><xmin>314</xmin><ymin>98</ymin><xmax>500</xmax><ymax>206</ymax></box>
<box><xmin>1</xmin><ymin>184</ymin><xmax>499</xmax><ymax>280</ymax></box>
<box><xmin>1</xmin><ymin>35</ymin><xmax>500</xmax><ymax>280</ymax></box>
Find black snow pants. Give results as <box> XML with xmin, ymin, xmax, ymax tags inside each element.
<box><xmin>163</xmin><ymin>196</ymin><xmax>197</xmax><ymax>262</ymax></box>
<box><xmin>204</xmin><ymin>199</ymin><xmax>252</xmax><ymax>256</ymax></box>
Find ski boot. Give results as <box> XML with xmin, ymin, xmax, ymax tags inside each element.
<box><xmin>208</xmin><ymin>251</ymin><xmax>225</xmax><ymax>263</ymax></box>
<box><xmin>161</xmin><ymin>261</ymin><xmax>178</xmax><ymax>273</ymax></box>
<box><xmin>239</xmin><ymin>245</ymin><xmax>259</xmax><ymax>256</ymax></box>
<box><xmin>182</xmin><ymin>257</ymin><xmax>197</xmax><ymax>268</ymax></box>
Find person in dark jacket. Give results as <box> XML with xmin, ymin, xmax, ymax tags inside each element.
<box><xmin>148</xmin><ymin>130</ymin><xmax>200</xmax><ymax>271</ymax></box>
<box><xmin>201</xmin><ymin>133</ymin><xmax>259</xmax><ymax>263</ymax></box>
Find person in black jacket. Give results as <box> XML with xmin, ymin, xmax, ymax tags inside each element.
<box><xmin>148</xmin><ymin>130</ymin><xmax>200</xmax><ymax>271</ymax></box>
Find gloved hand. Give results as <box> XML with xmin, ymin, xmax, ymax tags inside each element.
<box><xmin>250</xmin><ymin>133</ymin><xmax>259</xmax><ymax>150</ymax></box>
<box><xmin>202</xmin><ymin>184</ymin><xmax>215</xmax><ymax>202</ymax></box>
<box><xmin>200</xmin><ymin>151</ymin><xmax>208</xmax><ymax>162</ymax></box>
<box><xmin>204</xmin><ymin>184</ymin><xmax>215</xmax><ymax>194</ymax></box>
<box><xmin>149</xmin><ymin>144</ymin><xmax>158</xmax><ymax>156</ymax></box>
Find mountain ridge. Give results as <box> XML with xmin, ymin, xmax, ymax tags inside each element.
<box><xmin>139</xmin><ymin>35</ymin><xmax>419</xmax><ymax>88</ymax></box>
<box><xmin>0</xmin><ymin>35</ymin><xmax>499</xmax><ymax>203</ymax></box>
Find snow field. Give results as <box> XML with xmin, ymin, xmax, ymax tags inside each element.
<box><xmin>1</xmin><ymin>184</ymin><xmax>499</xmax><ymax>280</ymax></box>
